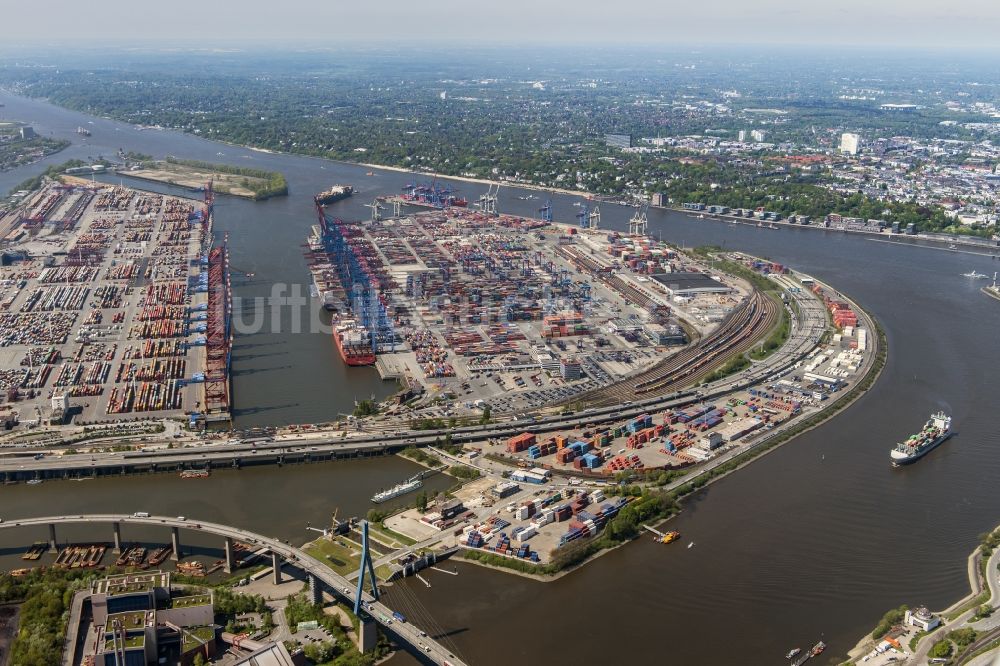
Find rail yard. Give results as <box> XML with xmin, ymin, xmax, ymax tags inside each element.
<box><xmin>0</xmin><ymin>178</ymin><xmax>231</xmax><ymax>427</ymax></box>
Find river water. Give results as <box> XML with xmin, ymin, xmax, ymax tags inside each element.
<box><xmin>3</xmin><ymin>91</ymin><xmax>1000</xmax><ymax>665</ymax></box>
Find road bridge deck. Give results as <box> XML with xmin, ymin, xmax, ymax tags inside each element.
<box><xmin>0</xmin><ymin>514</ymin><xmax>466</xmax><ymax>666</ymax></box>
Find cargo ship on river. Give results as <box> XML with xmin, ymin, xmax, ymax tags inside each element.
<box><xmin>372</xmin><ymin>474</ymin><xmax>423</xmax><ymax>503</ymax></box>
<box><xmin>315</xmin><ymin>184</ymin><xmax>353</xmax><ymax>206</ymax></box>
<box><xmin>891</xmin><ymin>412</ymin><xmax>952</xmax><ymax>466</ymax></box>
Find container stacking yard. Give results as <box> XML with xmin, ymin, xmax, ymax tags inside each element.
<box><xmin>0</xmin><ymin>179</ymin><xmax>231</xmax><ymax>426</ymax></box>
<box><xmin>306</xmin><ymin>205</ymin><xmax>749</xmax><ymax>416</ymax></box>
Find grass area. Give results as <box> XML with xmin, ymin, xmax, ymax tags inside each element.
<box><xmin>870</xmin><ymin>605</ymin><xmax>908</xmax><ymax>640</ymax></box>
<box><xmin>172</xmin><ymin>594</ymin><xmax>212</xmax><ymax>608</ymax></box>
<box><xmin>945</xmin><ymin>590</ymin><xmax>991</xmax><ymax>622</ymax></box>
<box><xmin>369</xmin><ymin>523</ymin><xmax>417</xmax><ymax>547</ymax></box>
<box><xmin>304</xmin><ymin>538</ymin><xmax>394</xmax><ymax>580</ymax></box>
<box><xmin>909</xmin><ymin>629</ymin><xmax>930</xmax><ymax>652</ymax></box>
<box><xmin>119</xmin><ymin>157</ymin><xmax>288</xmax><ymax>200</ymax></box>
<box><xmin>448</xmin><ymin>465</ymin><xmax>481</xmax><ymax>480</ymax></box>
<box><xmin>162</xmin><ymin>157</ymin><xmax>287</xmax><ymax>199</ymax></box>
<box><xmin>399</xmin><ymin>447</ymin><xmax>441</xmax><ymax>467</ymax></box>
<box><xmin>180</xmin><ymin>625</ymin><xmax>215</xmax><ymax>652</ymax></box>
<box><xmin>304</xmin><ymin>539</ymin><xmax>361</xmax><ymax>576</ymax></box>
<box><xmin>701</xmin><ymin>353</ymin><xmax>751</xmax><ymax>383</ymax></box>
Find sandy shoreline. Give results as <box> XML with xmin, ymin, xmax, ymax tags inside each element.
<box><xmin>356</xmin><ymin>163</ymin><xmax>593</xmax><ymax>199</ymax></box>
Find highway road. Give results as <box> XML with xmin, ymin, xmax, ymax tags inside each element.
<box><xmin>0</xmin><ymin>514</ymin><xmax>467</xmax><ymax>666</ymax></box>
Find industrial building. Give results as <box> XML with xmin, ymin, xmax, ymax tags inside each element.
<box><xmin>560</xmin><ymin>357</ymin><xmax>583</xmax><ymax>380</ymax></box>
<box><xmin>87</xmin><ymin>571</ymin><xmax>216</xmax><ymax>666</ymax></box>
<box><xmin>651</xmin><ymin>272</ymin><xmax>732</xmax><ymax>298</ymax></box>
<box><xmin>232</xmin><ymin>642</ymin><xmax>304</xmax><ymax>666</ymax></box>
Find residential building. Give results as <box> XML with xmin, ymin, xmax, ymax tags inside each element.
<box><xmin>604</xmin><ymin>133</ymin><xmax>633</xmax><ymax>149</ymax></box>
<box><xmin>840</xmin><ymin>133</ymin><xmax>861</xmax><ymax>155</ymax></box>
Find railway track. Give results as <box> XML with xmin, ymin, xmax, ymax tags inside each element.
<box><xmin>576</xmin><ymin>290</ymin><xmax>779</xmax><ymax>407</ymax></box>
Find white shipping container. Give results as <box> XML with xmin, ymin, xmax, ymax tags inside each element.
<box><xmin>516</xmin><ymin>527</ymin><xmax>537</xmax><ymax>542</ymax></box>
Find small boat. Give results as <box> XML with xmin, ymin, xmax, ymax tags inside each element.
<box><xmin>687</xmin><ymin>542</ymin><xmax>694</xmax><ymax>549</ymax></box>
<box><xmin>785</xmin><ymin>648</ymin><xmax>801</xmax><ymax>659</ymax></box>
<box><xmin>26</xmin><ymin>479</ymin><xmax>42</xmax><ymax>485</ymax></box>
<box><xmin>810</xmin><ymin>641</ymin><xmax>826</xmax><ymax>656</ymax></box>
<box><xmin>949</xmin><ymin>244</ymin><xmax>957</xmax><ymax>249</ymax></box>
<box><xmin>366</xmin><ymin>171</ymin><xmax>375</xmax><ymax>176</ymax></box>
<box><xmin>963</xmin><ymin>270</ymin><xmax>988</xmax><ymax>279</ymax></box>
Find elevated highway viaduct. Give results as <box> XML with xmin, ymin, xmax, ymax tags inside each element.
<box><xmin>0</xmin><ymin>514</ymin><xmax>467</xmax><ymax>666</ymax></box>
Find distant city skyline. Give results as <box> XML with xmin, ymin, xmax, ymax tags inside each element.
<box><xmin>4</xmin><ymin>0</ymin><xmax>1000</xmax><ymax>50</ymax></box>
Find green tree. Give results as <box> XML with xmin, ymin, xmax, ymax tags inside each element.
<box><xmin>303</xmin><ymin>640</ymin><xmax>338</xmax><ymax>663</ymax></box>
<box><xmin>929</xmin><ymin>639</ymin><xmax>953</xmax><ymax>659</ymax></box>
<box><xmin>947</xmin><ymin>627</ymin><xmax>977</xmax><ymax>648</ymax></box>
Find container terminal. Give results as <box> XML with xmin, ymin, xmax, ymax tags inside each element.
<box><xmin>306</xmin><ymin>200</ymin><xmax>758</xmax><ymax>416</ymax></box>
<box><xmin>0</xmin><ymin>178</ymin><xmax>232</xmax><ymax>428</ymax></box>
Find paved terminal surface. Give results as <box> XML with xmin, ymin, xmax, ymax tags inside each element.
<box><xmin>0</xmin><ymin>180</ymin><xmax>212</xmax><ymax>425</ymax></box>
<box><xmin>0</xmin><ymin>264</ymin><xmax>843</xmax><ymax>484</ymax></box>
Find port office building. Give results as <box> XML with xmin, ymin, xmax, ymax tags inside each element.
<box><xmin>651</xmin><ymin>272</ymin><xmax>732</xmax><ymax>298</ymax></box>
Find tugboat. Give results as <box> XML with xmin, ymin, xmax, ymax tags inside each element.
<box><xmin>810</xmin><ymin>641</ymin><xmax>826</xmax><ymax>656</ymax></box>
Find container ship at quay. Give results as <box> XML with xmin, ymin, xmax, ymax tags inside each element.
<box><xmin>314</xmin><ymin>184</ymin><xmax>353</xmax><ymax>206</ymax></box>
<box><xmin>334</xmin><ymin>319</ymin><xmax>377</xmax><ymax>366</ymax></box>
<box><xmin>890</xmin><ymin>412</ymin><xmax>952</xmax><ymax>466</ymax></box>
<box><xmin>306</xmin><ymin>225</ymin><xmax>348</xmax><ymax>312</ymax></box>
<box><xmin>304</xmin><ymin>205</ymin><xmax>400</xmax><ymax>368</ymax></box>
<box><xmin>371</xmin><ymin>474</ymin><xmax>424</xmax><ymax>503</ymax></box>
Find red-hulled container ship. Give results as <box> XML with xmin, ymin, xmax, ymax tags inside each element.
<box><xmin>334</xmin><ymin>319</ymin><xmax>376</xmax><ymax>366</ymax></box>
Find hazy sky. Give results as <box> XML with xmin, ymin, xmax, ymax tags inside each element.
<box><xmin>6</xmin><ymin>0</ymin><xmax>1000</xmax><ymax>49</ymax></box>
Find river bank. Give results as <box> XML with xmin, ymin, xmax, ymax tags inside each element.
<box><xmin>845</xmin><ymin>524</ymin><xmax>1000</xmax><ymax>665</ymax></box>
<box><xmin>661</xmin><ymin>205</ymin><xmax>1000</xmax><ymax>255</ymax></box>
<box><xmin>356</xmin><ymin>162</ymin><xmax>592</xmax><ymax>200</ymax></box>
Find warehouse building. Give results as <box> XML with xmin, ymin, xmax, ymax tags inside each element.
<box><xmin>651</xmin><ymin>272</ymin><xmax>732</xmax><ymax>298</ymax></box>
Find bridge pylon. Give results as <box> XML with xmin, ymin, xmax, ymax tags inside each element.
<box><xmin>353</xmin><ymin>520</ymin><xmax>380</xmax><ymax>616</ymax></box>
